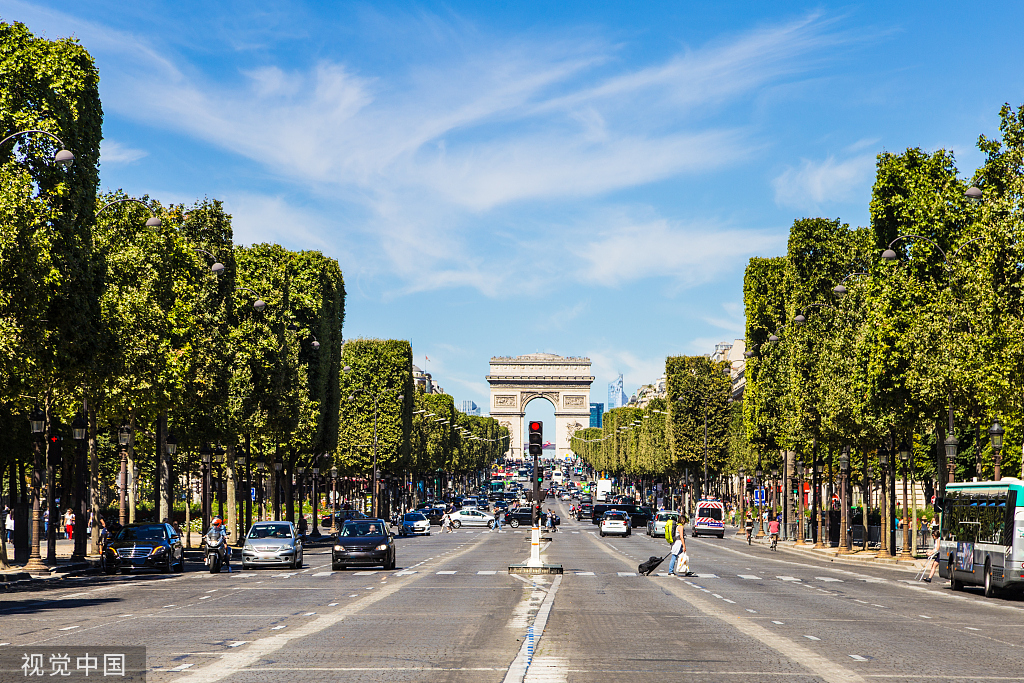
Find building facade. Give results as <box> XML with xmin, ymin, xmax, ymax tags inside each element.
<box><xmin>459</xmin><ymin>400</ymin><xmax>481</xmax><ymax>416</ymax></box>
<box><xmin>607</xmin><ymin>374</ymin><xmax>626</xmax><ymax>409</ymax></box>
<box><xmin>589</xmin><ymin>402</ymin><xmax>604</xmax><ymax>428</ymax></box>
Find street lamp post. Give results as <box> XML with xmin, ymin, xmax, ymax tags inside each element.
<box><xmin>118</xmin><ymin>426</ymin><xmax>132</xmax><ymax>526</ymax></box>
<box><xmin>24</xmin><ymin>409</ymin><xmax>47</xmax><ymax>572</ymax></box>
<box><xmin>755</xmin><ymin>463</ymin><xmax>764</xmax><ymax>538</ymax></box>
<box><xmin>990</xmin><ymin>421</ymin><xmax>1005</xmax><ymax>481</ymax></box>
<box><xmin>737</xmin><ymin>468</ymin><xmax>746</xmax><ymax>535</ymax></box>
<box><xmin>72</xmin><ymin>414</ymin><xmax>88</xmax><ymax>560</ymax></box>
<box><xmin>839</xmin><ymin>447</ymin><xmax>850</xmax><ymax>554</ymax></box>
<box><xmin>879</xmin><ymin>448</ymin><xmax>892</xmax><ymax>557</ymax></box>
<box><xmin>200</xmin><ymin>446</ymin><xmax>211</xmax><ymax>533</ymax></box>
<box><xmin>814</xmin><ymin>459</ymin><xmax>825</xmax><ymax>549</ymax></box>
<box><xmin>795</xmin><ymin>462</ymin><xmax>806</xmax><ymax>545</ymax></box>
<box><xmin>944</xmin><ymin>434</ymin><xmax>959</xmax><ymax>484</ymax></box>
<box><xmin>237</xmin><ymin>454</ymin><xmax>248</xmax><ymax>539</ymax></box>
<box><xmin>899</xmin><ymin>441</ymin><xmax>912</xmax><ymax>559</ymax></box>
<box><xmin>311</xmin><ymin>466</ymin><xmax>321</xmax><ymax>537</ymax></box>
<box><xmin>295</xmin><ymin>467</ymin><xmax>305</xmax><ymax>527</ymax></box>
<box><xmin>273</xmin><ymin>461</ymin><xmax>283</xmax><ymax>521</ymax></box>
<box><xmin>330</xmin><ymin>466</ymin><xmax>339</xmax><ymax>535</ymax></box>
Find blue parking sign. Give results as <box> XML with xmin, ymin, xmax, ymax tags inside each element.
<box><xmin>753</xmin><ymin>488</ymin><xmax>765</xmax><ymax>504</ymax></box>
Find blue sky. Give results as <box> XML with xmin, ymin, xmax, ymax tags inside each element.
<box><xmin>5</xmin><ymin>1</ymin><xmax>1024</xmax><ymax>422</ymax></box>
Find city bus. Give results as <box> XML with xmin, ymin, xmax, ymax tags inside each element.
<box><xmin>938</xmin><ymin>479</ymin><xmax>1024</xmax><ymax>597</ymax></box>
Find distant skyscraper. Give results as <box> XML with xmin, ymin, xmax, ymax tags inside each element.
<box><xmin>608</xmin><ymin>374</ymin><xmax>626</xmax><ymax>409</ymax></box>
<box><xmin>460</xmin><ymin>400</ymin><xmax>480</xmax><ymax>416</ymax></box>
<box><xmin>590</xmin><ymin>403</ymin><xmax>604</xmax><ymax>428</ymax></box>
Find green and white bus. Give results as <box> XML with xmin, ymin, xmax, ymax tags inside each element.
<box><xmin>938</xmin><ymin>479</ymin><xmax>1024</xmax><ymax>597</ymax></box>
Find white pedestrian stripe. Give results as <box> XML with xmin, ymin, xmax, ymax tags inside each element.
<box><xmin>477</xmin><ymin>571</ymin><xmax>497</xmax><ymax>575</ymax></box>
<box><xmin>168</xmin><ymin>664</ymin><xmax>194</xmax><ymax>672</ymax></box>
<box><xmin>849</xmin><ymin>654</ymin><xmax>868</xmax><ymax>661</ymax></box>
<box><xmin>815</xmin><ymin>577</ymin><xmax>843</xmax><ymax>582</ymax></box>
<box><xmin>617</xmin><ymin>572</ymin><xmax>637</xmax><ymax>576</ymax></box>
<box><xmin>436</xmin><ymin>571</ymin><xmax>457</xmax><ymax>575</ymax></box>
<box><xmin>695</xmin><ymin>573</ymin><xmax>718</xmax><ymax>578</ymax></box>
<box><xmin>395</xmin><ymin>570</ymin><xmax>417</xmax><ymax>576</ymax></box>
<box><xmin>575</xmin><ymin>571</ymin><xmax>595</xmax><ymax>576</ymax></box>
<box><xmin>312</xmin><ymin>572</ymin><xmax>333</xmax><ymax>577</ymax></box>
<box><xmin>804</xmin><ymin>635</ymin><xmax>820</xmax><ymax>641</ymax></box>
<box><xmin>353</xmin><ymin>571</ymin><xmax>377</xmax><ymax>576</ymax></box>
<box><xmin>772</xmin><ymin>621</ymin><xmax>784</xmax><ymax>625</ymax></box>
<box><xmin>328</xmin><ymin>603</ymin><xmax>338</xmax><ymax>606</ymax></box>
<box><xmin>58</xmin><ymin>626</ymin><xmax>79</xmax><ymax>631</ymax></box>
<box><xmin>271</xmin><ymin>625</ymin><xmax>286</xmax><ymax>630</ymax></box>
<box><xmin>227</xmin><ymin>641</ymin><xmax>247</xmax><ymax>648</ymax></box>
<box><xmin>777</xmin><ymin>576</ymin><xmax>800</xmax><ymax>582</ymax></box>
<box><xmin>738</xmin><ymin>574</ymin><xmax>761</xmax><ymax>580</ymax></box>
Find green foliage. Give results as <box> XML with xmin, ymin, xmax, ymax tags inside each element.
<box><xmin>666</xmin><ymin>356</ymin><xmax>730</xmax><ymax>485</ymax></box>
<box><xmin>742</xmin><ymin>257</ymin><xmax>790</xmax><ymax>451</ymax></box>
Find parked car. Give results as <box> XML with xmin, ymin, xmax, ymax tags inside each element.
<box><xmin>599</xmin><ymin>510</ymin><xmax>631</xmax><ymax>537</ymax></box>
<box><xmin>647</xmin><ymin>510</ymin><xmax>680</xmax><ymax>538</ymax></box>
<box><xmin>398</xmin><ymin>512</ymin><xmax>431</xmax><ymax>536</ymax></box>
<box><xmin>242</xmin><ymin>521</ymin><xmax>303</xmax><ymax>569</ymax></box>
<box><xmin>451</xmin><ymin>508</ymin><xmax>496</xmax><ymax>528</ymax></box>
<box><xmin>102</xmin><ymin>522</ymin><xmax>184</xmax><ymax>574</ymax></box>
<box><xmin>332</xmin><ymin>519</ymin><xmax>395</xmax><ymax>570</ymax></box>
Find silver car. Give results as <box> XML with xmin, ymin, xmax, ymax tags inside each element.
<box><xmin>647</xmin><ymin>510</ymin><xmax>679</xmax><ymax>538</ymax></box>
<box><xmin>450</xmin><ymin>508</ymin><xmax>495</xmax><ymax>528</ymax></box>
<box><xmin>241</xmin><ymin>521</ymin><xmax>303</xmax><ymax>569</ymax></box>
<box><xmin>400</xmin><ymin>512</ymin><xmax>431</xmax><ymax>536</ymax></box>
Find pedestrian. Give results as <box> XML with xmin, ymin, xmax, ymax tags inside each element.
<box><xmin>665</xmin><ymin>516</ymin><xmax>682</xmax><ymax>575</ymax></box>
<box><xmin>922</xmin><ymin>530</ymin><xmax>942</xmax><ymax>583</ymax></box>
<box><xmin>441</xmin><ymin>511</ymin><xmax>452</xmax><ymax>533</ymax></box>
<box><xmin>545</xmin><ymin>510</ymin><xmax>554</xmax><ymax>533</ymax></box>
<box><xmin>494</xmin><ymin>510</ymin><xmax>503</xmax><ymax>532</ymax></box>
<box><xmin>297</xmin><ymin>514</ymin><xmax>308</xmax><ymax>538</ymax></box>
<box><xmin>5</xmin><ymin>507</ymin><xmax>14</xmax><ymax>544</ymax></box>
<box><xmin>65</xmin><ymin>508</ymin><xmax>75</xmax><ymax>541</ymax></box>
<box><xmin>98</xmin><ymin>517</ymin><xmax>109</xmax><ymax>546</ymax></box>
<box><xmin>43</xmin><ymin>508</ymin><xmax>49</xmax><ymax>536</ymax></box>
<box><xmin>171</xmin><ymin>520</ymin><xmax>181</xmax><ymax>536</ymax></box>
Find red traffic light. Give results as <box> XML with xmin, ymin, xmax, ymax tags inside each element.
<box><xmin>530</xmin><ymin>421</ymin><xmax>541</xmax><ymax>431</ymax></box>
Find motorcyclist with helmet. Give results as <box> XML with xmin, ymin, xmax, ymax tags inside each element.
<box><xmin>205</xmin><ymin>517</ymin><xmax>232</xmax><ymax>573</ymax></box>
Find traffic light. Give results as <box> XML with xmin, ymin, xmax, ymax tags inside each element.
<box><xmin>528</xmin><ymin>421</ymin><xmax>543</xmax><ymax>457</ymax></box>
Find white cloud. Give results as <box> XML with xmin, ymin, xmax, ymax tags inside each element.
<box><xmin>100</xmin><ymin>140</ymin><xmax>148</xmax><ymax>165</ymax></box>
<box><xmin>703</xmin><ymin>301</ymin><xmax>746</xmax><ymax>335</ymax></box>
<box><xmin>575</xmin><ymin>218</ymin><xmax>782</xmax><ymax>287</ymax></box>
<box><xmin>588</xmin><ymin>349</ymin><xmax>666</xmax><ymax>396</ymax></box>
<box><xmin>772</xmin><ymin>152</ymin><xmax>875</xmax><ymax>210</ymax></box>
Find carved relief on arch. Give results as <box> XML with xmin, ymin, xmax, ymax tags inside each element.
<box><xmin>565</xmin><ymin>421</ymin><xmax>583</xmax><ymax>444</ymax></box>
<box><xmin>521</xmin><ymin>392</ymin><xmax>558</xmax><ymax>408</ymax></box>
<box><xmin>493</xmin><ymin>395</ymin><xmax>517</xmax><ymax>408</ymax></box>
<box><xmin>563</xmin><ymin>395</ymin><xmax>586</xmax><ymax>408</ymax></box>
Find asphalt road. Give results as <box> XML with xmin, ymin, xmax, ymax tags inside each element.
<box><xmin>3</xmin><ymin>499</ymin><xmax>1024</xmax><ymax>682</ymax></box>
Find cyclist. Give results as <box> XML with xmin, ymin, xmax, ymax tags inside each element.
<box><xmin>745</xmin><ymin>513</ymin><xmax>754</xmax><ymax>545</ymax></box>
<box><xmin>768</xmin><ymin>516</ymin><xmax>780</xmax><ymax>550</ymax></box>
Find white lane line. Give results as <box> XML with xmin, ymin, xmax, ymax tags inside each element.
<box><xmin>352</xmin><ymin>571</ymin><xmax>377</xmax><ymax>576</ymax></box>
<box><xmin>738</xmin><ymin>574</ymin><xmax>761</xmax><ymax>580</ymax></box>
<box><xmin>966</xmin><ymin>627</ymin><xmax>980</xmax><ymax>631</ymax></box>
<box><xmin>772</xmin><ymin>621</ymin><xmax>785</xmax><ymax>625</ymax></box>
<box><xmin>63</xmin><ymin>592</ymin><xmax>88</xmax><ymax>599</ymax></box>
<box><xmin>58</xmin><ymin>626</ymin><xmax>80</xmax><ymax>631</ymax></box>
<box><xmin>436</xmin><ymin>571</ymin><xmax>457</xmax><ymax>575</ymax></box>
<box><xmin>477</xmin><ymin>571</ymin><xmax>497</xmax><ymax>575</ymax></box>
<box><xmin>849</xmin><ymin>655</ymin><xmax>868</xmax><ymax>661</ymax></box>
<box><xmin>312</xmin><ymin>572</ymin><xmax>333</xmax><ymax>577</ymax></box>
<box><xmin>228</xmin><ymin>641</ymin><xmax>247</xmax><ymax>648</ymax></box>
<box><xmin>303</xmin><ymin>612</ymin><xmax>316</xmax><ymax>616</ymax></box>
<box><xmin>816</xmin><ymin>577</ymin><xmax>843</xmax><ymax>582</ymax></box>
<box><xmin>327</xmin><ymin>603</ymin><xmax>338</xmax><ymax>606</ymax></box>
<box><xmin>617</xmin><ymin>572</ymin><xmax>637</xmax><ymax>577</ymax></box>
<box><xmin>871</xmin><ymin>604</ymin><xmax>887</xmax><ymax>609</ymax></box>
<box><xmin>271</xmin><ymin>625</ymin><xmax>286</xmax><ymax>630</ymax></box>
<box><xmin>804</xmin><ymin>635</ymin><xmax>821</xmax><ymax>641</ymax></box>
<box><xmin>163</xmin><ymin>604</ymin><xmax>176</xmax><ymax>608</ymax></box>
<box><xmin>205</xmin><ymin>589</ymin><xmax>218</xmax><ymax>593</ymax></box>
<box><xmin>168</xmin><ymin>664</ymin><xmax>194</xmax><ymax>671</ymax></box>
<box><xmin>919</xmin><ymin>615</ymin><xmax>931</xmax><ymax>619</ymax></box>
<box><xmin>854</xmin><ymin>600</ymin><xmax>868</xmax><ymax>604</ymax></box>
<box><xmin>502</xmin><ymin>574</ymin><xmax>563</xmax><ymax>683</ymax></box>
<box><xmin>777</xmin><ymin>576</ymin><xmax>800</xmax><ymax>582</ymax></box>
<box><xmin>349</xmin><ymin>594</ymin><xmax>358</xmax><ymax>597</ymax></box>
<box><xmin>575</xmin><ymin>572</ymin><xmax>595</xmax><ymax>576</ymax></box>
<box><xmin>723</xmin><ymin>599</ymin><xmax>736</xmax><ymax>604</ymax></box>
<box><xmin>746</xmin><ymin>609</ymin><xmax>757</xmax><ymax>613</ymax></box>
<box><xmin>695</xmin><ymin>573</ymin><xmax>718</xmax><ymax>578</ymax></box>
<box><xmin>712</xmin><ymin>593</ymin><xmax>724</xmax><ymax>599</ymax></box>
<box><xmin>395</xmin><ymin>570</ymin><xmax>417</xmax><ymax>576</ymax></box>
<box><xmin>199</xmin><ymin>596</ymin><xmax>211</xmax><ymax>600</ymax></box>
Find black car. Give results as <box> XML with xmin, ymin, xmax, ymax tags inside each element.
<box><xmin>504</xmin><ymin>509</ymin><xmax>559</xmax><ymax>528</ymax></box>
<box><xmin>102</xmin><ymin>522</ymin><xmax>184</xmax><ymax>574</ymax></box>
<box><xmin>321</xmin><ymin>509</ymin><xmax>368</xmax><ymax>528</ymax></box>
<box><xmin>591</xmin><ymin>503</ymin><xmax>653</xmax><ymax>528</ymax></box>
<box><xmin>421</xmin><ymin>506</ymin><xmax>447</xmax><ymax>526</ymax></box>
<box><xmin>332</xmin><ymin>519</ymin><xmax>396</xmax><ymax>570</ymax></box>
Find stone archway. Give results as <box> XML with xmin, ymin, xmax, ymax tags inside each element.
<box><xmin>486</xmin><ymin>353</ymin><xmax>594</xmax><ymax>461</ymax></box>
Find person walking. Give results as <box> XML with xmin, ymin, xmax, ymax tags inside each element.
<box><xmin>5</xmin><ymin>508</ymin><xmax>13</xmax><ymax>544</ymax></box>
<box><xmin>665</xmin><ymin>516</ymin><xmax>692</xmax><ymax>576</ymax></box>
<box><xmin>922</xmin><ymin>530</ymin><xmax>942</xmax><ymax>583</ymax></box>
<box><xmin>768</xmin><ymin>516</ymin><xmax>780</xmax><ymax>550</ymax></box>
<box><xmin>65</xmin><ymin>508</ymin><xmax>75</xmax><ymax>541</ymax></box>
<box><xmin>441</xmin><ymin>511</ymin><xmax>453</xmax><ymax>533</ymax></box>
<box><xmin>494</xmin><ymin>509</ymin><xmax>503</xmax><ymax>532</ymax></box>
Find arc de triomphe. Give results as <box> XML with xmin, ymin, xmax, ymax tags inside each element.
<box><xmin>487</xmin><ymin>353</ymin><xmax>593</xmax><ymax>461</ymax></box>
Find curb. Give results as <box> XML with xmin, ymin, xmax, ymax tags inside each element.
<box><xmin>725</xmin><ymin>531</ymin><xmax>925</xmax><ymax>574</ymax></box>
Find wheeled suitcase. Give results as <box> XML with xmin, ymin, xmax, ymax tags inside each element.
<box><xmin>638</xmin><ymin>555</ymin><xmax>667</xmax><ymax>576</ymax></box>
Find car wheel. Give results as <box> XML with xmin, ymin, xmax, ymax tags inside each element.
<box><xmin>294</xmin><ymin>553</ymin><xmax>303</xmax><ymax>569</ymax></box>
<box><xmin>242</xmin><ymin>562</ymin><xmax>251</xmax><ymax>571</ymax></box>
<box><xmin>161</xmin><ymin>555</ymin><xmax>172</xmax><ymax>573</ymax></box>
<box><xmin>332</xmin><ymin>563</ymin><xmax>342</xmax><ymax>571</ymax></box>
<box><xmin>452</xmin><ymin>520</ymin><xmax>462</xmax><ymax>529</ymax></box>
<box><xmin>600</xmin><ymin>531</ymin><xmax>605</xmax><ymax>537</ymax></box>
<box><xmin>984</xmin><ymin>561</ymin><xmax>996</xmax><ymax>598</ymax></box>
<box><xmin>949</xmin><ymin>559</ymin><xmax>963</xmax><ymax>591</ymax></box>
<box><xmin>487</xmin><ymin>520</ymin><xmax>495</xmax><ymax>529</ymax></box>
<box><xmin>120</xmin><ymin>567</ymin><xmax>131</xmax><ymax>575</ymax></box>
<box><xmin>509</xmin><ymin>519</ymin><xmax>520</xmax><ymax>528</ymax></box>
<box><xmin>718</xmin><ymin>534</ymin><xmax>724</xmax><ymax>539</ymax></box>
<box><xmin>426</xmin><ymin>531</ymin><xmax>431</xmax><ymax>536</ymax></box>
<box><xmin>387</xmin><ymin>556</ymin><xmax>396</xmax><ymax>570</ymax></box>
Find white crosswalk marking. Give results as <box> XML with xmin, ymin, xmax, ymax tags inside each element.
<box><xmin>849</xmin><ymin>654</ymin><xmax>868</xmax><ymax>661</ymax></box>
<box><xmin>617</xmin><ymin>572</ymin><xmax>637</xmax><ymax>576</ymax></box>
<box><xmin>695</xmin><ymin>573</ymin><xmax>718</xmax><ymax>578</ymax></box>
<box><xmin>575</xmin><ymin>571</ymin><xmax>595</xmax><ymax>576</ymax></box>
<box><xmin>168</xmin><ymin>664</ymin><xmax>194</xmax><ymax>672</ymax></box>
<box><xmin>312</xmin><ymin>571</ymin><xmax>333</xmax><ymax>577</ymax></box>
<box><xmin>353</xmin><ymin>571</ymin><xmax>377</xmax><ymax>576</ymax></box>
<box><xmin>777</xmin><ymin>576</ymin><xmax>800</xmax><ymax>581</ymax></box>
<box><xmin>738</xmin><ymin>575</ymin><xmax>761</xmax><ymax>580</ymax></box>
<box><xmin>395</xmin><ymin>570</ymin><xmax>417</xmax><ymax>576</ymax></box>
<box><xmin>436</xmin><ymin>571</ymin><xmax>457</xmax><ymax>575</ymax></box>
<box><xmin>477</xmin><ymin>571</ymin><xmax>497</xmax><ymax>575</ymax></box>
<box><xmin>815</xmin><ymin>577</ymin><xmax>843</xmax><ymax>582</ymax></box>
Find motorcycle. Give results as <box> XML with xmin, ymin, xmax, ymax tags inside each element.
<box><xmin>204</xmin><ymin>529</ymin><xmax>231</xmax><ymax>573</ymax></box>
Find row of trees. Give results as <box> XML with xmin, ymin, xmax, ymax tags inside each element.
<box><xmin>743</xmin><ymin>103</ymin><xmax>1024</xmax><ymax>502</ymax></box>
<box><xmin>0</xmin><ymin>21</ymin><xmax>506</xmax><ymax>568</ymax></box>
<box><xmin>570</xmin><ymin>355</ymin><xmax>732</xmax><ymax>495</ymax></box>
<box><xmin>571</xmin><ymin>103</ymin><xmax>1024</xmax><ymax>516</ymax></box>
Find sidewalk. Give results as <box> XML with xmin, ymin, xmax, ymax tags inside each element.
<box><xmin>724</xmin><ymin>527</ymin><xmax>929</xmax><ymax>574</ymax></box>
<box><xmin>2</xmin><ymin>537</ymin><xmax>101</xmax><ymax>584</ymax></box>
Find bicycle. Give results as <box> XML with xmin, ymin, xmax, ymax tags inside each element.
<box><xmin>770</xmin><ymin>533</ymin><xmax>779</xmax><ymax>551</ymax></box>
<box><xmin>745</xmin><ymin>527</ymin><xmax>753</xmax><ymax>545</ymax></box>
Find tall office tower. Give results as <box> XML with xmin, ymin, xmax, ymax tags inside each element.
<box><xmin>607</xmin><ymin>374</ymin><xmax>626</xmax><ymax>409</ymax></box>
<box><xmin>589</xmin><ymin>403</ymin><xmax>604</xmax><ymax>428</ymax></box>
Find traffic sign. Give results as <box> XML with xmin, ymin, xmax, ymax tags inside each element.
<box><xmin>753</xmin><ymin>488</ymin><xmax>766</xmax><ymax>504</ymax></box>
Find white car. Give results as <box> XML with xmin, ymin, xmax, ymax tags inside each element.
<box><xmin>451</xmin><ymin>508</ymin><xmax>496</xmax><ymax>529</ymax></box>
<box><xmin>399</xmin><ymin>512</ymin><xmax>431</xmax><ymax>536</ymax></box>
<box><xmin>599</xmin><ymin>511</ymin><xmax>631</xmax><ymax>537</ymax></box>
<box><xmin>648</xmin><ymin>510</ymin><xmax>679</xmax><ymax>537</ymax></box>
<box><xmin>560</xmin><ymin>493</ymin><xmax>571</xmax><ymax>501</ymax></box>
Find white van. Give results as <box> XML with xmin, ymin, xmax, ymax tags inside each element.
<box><xmin>693</xmin><ymin>499</ymin><xmax>725</xmax><ymax>538</ymax></box>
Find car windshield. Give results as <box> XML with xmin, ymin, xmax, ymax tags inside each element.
<box><xmin>341</xmin><ymin>522</ymin><xmax>385</xmax><ymax>537</ymax></box>
<box><xmin>604</xmin><ymin>512</ymin><xmax>627</xmax><ymax>521</ymax></box>
<box><xmin>403</xmin><ymin>513</ymin><xmax>427</xmax><ymax>522</ymax></box>
<box><xmin>116</xmin><ymin>525</ymin><xmax>166</xmax><ymax>541</ymax></box>
<box><xmin>657</xmin><ymin>513</ymin><xmax>678</xmax><ymax>521</ymax></box>
<box><xmin>248</xmin><ymin>524</ymin><xmax>292</xmax><ymax>539</ymax></box>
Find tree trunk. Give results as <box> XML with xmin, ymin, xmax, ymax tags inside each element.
<box><xmin>936</xmin><ymin>421</ymin><xmax>947</xmax><ymax>500</ymax></box>
<box><xmin>157</xmin><ymin>412</ymin><xmax>171</xmax><ymax>523</ymax></box>
<box><xmin>89</xmin><ymin>400</ymin><xmax>100</xmax><ymax>556</ymax></box>
<box><xmin>226</xmin><ymin>444</ymin><xmax>238</xmax><ymax>545</ymax></box>
<box><xmin>285</xmin><ymin>462</ymin><xmax>295</xmax><ymax>524</ymax></box>
<box><xmin>128</xmin><ymin>411</ymin><xmax>137</xmax><ymax>524</ymax></box>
